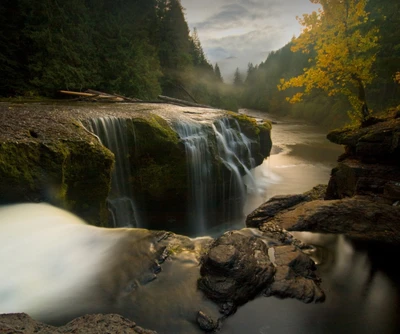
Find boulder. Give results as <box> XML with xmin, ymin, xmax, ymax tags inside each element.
<box><xmin>198</xmin><ymin>229</ymin><xmax>324</xmax><ymax>317</ymax></box>
<box><xmin>265</xmin><ymin>197</ymin><xmax>400</xmax><ymax>244</ymax></box>
<box><xmin>246</xmin><ymin>185</ymin><xmax>327</xmax><ymax>228</ymax></box>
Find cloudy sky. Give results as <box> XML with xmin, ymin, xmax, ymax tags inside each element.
<box><xmin>180</xmin><ymin>0</ymin><xmax>319</xmax><ymax>81</ymax></box>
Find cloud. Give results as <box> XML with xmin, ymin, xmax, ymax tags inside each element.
<box><xmin>196</xmin><ymin>4</ymin><xmax>250</xmax><ymax>30</ymax></box>
<box><xmin>181</xmin><ymin>0</ymin><xmax>319</xmax><ymax>79</ymax></box>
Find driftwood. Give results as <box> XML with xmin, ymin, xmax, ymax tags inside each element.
<box><xmin>86</xmin><ymin>89</ymin><xmax>141</xmax><ymax>102</ymax></box>
<box><xmin>59</xmin><ymin>89</ymin><xmax>141</xmax><ymax>102</ymax></box>
<box><xmin>59</xmin><ymin>90</ymin><xmax>124</xmax><ymax>101</ymax></box>
<box><xmin>58</xmin><ymin>89</ymin><xmax>213</xmax><ymax>109</ymax></box>
<box><xmin>157</xmin><ymin>95</ymin><xmax>212</xmax><ymax>108</ymax></box>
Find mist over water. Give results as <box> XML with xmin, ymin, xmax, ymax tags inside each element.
<box><xmin>0</xmin><ymin>203</ymin><xmax>219</xmax><ymax>332</ymax></box>
<box><xmin>0</xmin><ymin>203</ymin><xmax>122</xmax><ymax>319</ymax></box>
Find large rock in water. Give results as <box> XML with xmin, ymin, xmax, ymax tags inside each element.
<box><xmin>326</xmin><ymin>107</ymin><xmax>400</xmax><ymax>201</ymax></box>
<box><xmin>198</xmin><ymin>229</ymin><xmax>325</xmax><ymax>318</ymax></box>
<box><xmin>0</xmin><ymin>203</ymin><xmax>323</xmax><ymax>333</ymax></box>
<box><xmin>0</xmin><ymin>102</ymin><xmax>271</xmax><ymax>228</ymax></box>
<box><xmin>247</xmin><ymin>107</ymin><xmax>400</xmax><ymax>245</ymax></box>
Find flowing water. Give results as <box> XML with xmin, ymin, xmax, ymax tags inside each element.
<box><xmin>221</xmin><ymin>232</ymin><xmax>400</xmax><ymax>334</ymax></box>
<box><xmin>220</xmin><ymin>110</ymin><xmax>400</xmax><ymax>334</ymax></box>
<box><xmin>173</xmin><ymin>121</ymin><xmax>214</xmax><ymax>235</ymax></box>
<box><xmin>2</xmin><ymin>109</ymin><xmax>399</xmax><ymax>333</ymax></box>
<box><xmin>86</xmin><ymin>117</ymin><xmax>140</xmax><ymax>227</ymax></box>
<box><xmin>240</xmin><ymin>109</ymin><xmax>344</xmax><ymax>216</ymax></box>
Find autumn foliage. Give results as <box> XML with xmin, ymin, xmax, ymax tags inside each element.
<box><xmin>278</xmin><ymin>0</ymin><xmax>379</xmax><ymax>122</ymax></box>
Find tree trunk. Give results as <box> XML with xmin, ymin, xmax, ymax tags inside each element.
<box><xmin>355</xmin><ymin>77</ymin><xmax>369</xmax><ymax>121</ymax></box>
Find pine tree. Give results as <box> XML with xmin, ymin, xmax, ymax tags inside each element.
<box><xmin>233</xmin><ymin>68</ymin><xmax>243</xmax><ymax>86</ymax></box>
<box><xmin>214</xmin><ymin>63</ymin><xmax>223</xmax><ymax>82</ymax></box>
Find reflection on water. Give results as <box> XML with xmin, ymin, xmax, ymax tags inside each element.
<box><xmin>221</xmin><ymin>233</ymin><xmax>400</xmax><ymax>334</ymax></box>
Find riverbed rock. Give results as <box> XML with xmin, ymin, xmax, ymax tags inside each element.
<box><xmin>198</xmin><ymin>229</ymin><xmax>324</xmax><ymax>316</ymax></box>
<box><xmin>0</xmin><ymin>102</ymin><xmax>271</xmax><ymax>230</ymax></box>
<box><xmin>246</xmin><ymin>185</ymin><xmax>327</xmax><ymax>228</ymax></box>
<box><xmin>326</xmin><ymin>107</ymin><xmax>400</xmax><ymax>202</ymax></box>
<box><xmin>264</xmin><ymin>245</ymin><xmax>325</xmax><ymax>303</ymax></box>
<box><xmin>0</xmin><ymin>107</ymin><xmax>114</xmax><ymax>226</ymax></box>
<box><xmin>198</xmin><ymin>230</ymin><xmax>275</xmax><ymax>312</ymax></box>
<box><xmin>264</xmin><ymin>197</ymin><xmax>400</xmax><ymax>244</ymax></box>
<box><xmin>0</xmin><ymin>313</ymin><xmax>157</xmax><ymax>334</ymax></box>
<box><xmin>196</xmin><ymin>311</ymin><xmax>218</xmax><ymax>332</ymax></box>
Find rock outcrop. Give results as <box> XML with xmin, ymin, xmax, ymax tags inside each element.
<box><xmin>0</xmin><ymin>102</ymin><xmax>271</xmax><ymax>229</ymax></box>
<box><xmin>198</xmin><ymin>229</ymin><xmax>325</xmax><ymax>324</ymax></box>
<box><xmin>247</xmin><ymin>107</ymin><xmax>400</xmax><ymax>245</ymax></box>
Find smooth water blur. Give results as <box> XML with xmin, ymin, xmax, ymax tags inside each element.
<box><xmin>240</xmin><ymin>109</ymin><xmax>344</xmax><ymax>215</ymax></box>
<box><xmin>86</xmin><ymin>117</ymin><xmax>139</xmax><ymax>227</ymax></box>
<box><xmin>221</xmin><ymin>232</ymin><xmax>400</xmax><ymax>334</ymax></box>
<box><xmin>0</xmin><ymin>203</ymin><xmax>219</xmax><ymax>333</ymax></box>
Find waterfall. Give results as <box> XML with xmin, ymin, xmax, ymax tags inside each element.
<box><xmin>173</xmin><ymin>122</ymin><xmax>214</xmax><ymax>235</ymax></box>
<box><xmin>86</xmin><ymin>117</ymin><xmax>139</xmax><ymax>228</ymax></box>
<box><xmin>212</xmin><ymin>118</ymin><xmax>257</xmax><ymax>222</ymax></box>
<box><xmin>174</xmin><ymin>117</ymin><xmax>258</xmax><ymax>234</ymax></box>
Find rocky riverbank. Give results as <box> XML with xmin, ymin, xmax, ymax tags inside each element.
<box><xmin>246</xmin><ymin>107</ymin><xmax>400</xmax><ymax>245</ymax></box>
<box><xmin>2</xmin><ymin>104</ymin><xmax>399</xmax><ymax>333</ymax></box>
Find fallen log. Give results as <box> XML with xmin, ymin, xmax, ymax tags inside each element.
<box><xmin>58</xmin><ymin>90</ymin><xmax>124</xmax><ymax>101</ymax></box>
<box><xmin>85</xmin><ymin>89</ymin><xmax>141</xmax><ymax>102</ymax></box>
<box><xmin>157</xmin><ymin>95</ymin><xmax>212</xmax><ymax>108</ymax></box>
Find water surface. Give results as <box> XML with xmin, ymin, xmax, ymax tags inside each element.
<box><xmin>241</xmin><ymin>109</ymin><xmax>344</xmax><ymax>215</ymax></box>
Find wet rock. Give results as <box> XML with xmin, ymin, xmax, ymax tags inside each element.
<box><xmin>246</xmin><ymin>194</ymin><xmax>307</xmax><ymax>228</ymax></box>
<box><xmin>196</xmin><ymin>311</ymin><xmax>218</xmax><ymax>332</ymax></box>
<box><xmin>198</xmin><ymin>231</ymin><xmax>275</xmax><ymax>310</ymax></box>
<box><xmin>246</xmin><ymin>185</ymin><xmax>327</xmax><ymax>228</ymax></box>
<box><xmin>198</xmin><ymin>229</ymin><xmax>324</xmax><ymax>314</ymax></box>
<box><xmin>267</xmin><ymin>197</ymin><xmax>400</xmax><ymax>245</ymax></box>
<box><xmin>325</xmin><ymin>159</ymin><xmax>400</xmax><ymax>201</ymax></box>
<box><xmin>264</xmin><ymin>246</ymin><xmax>324</xmax><ymax>303</ymax></box>
<box><xmin>0</xmin><ymin>313</ymin><xmax>157</xmax><ymax>334</ymax></box>
<box><xmin>384</xmin><ymin>181</ymin><xmax>400</xmax><ymax>201</ymax></box>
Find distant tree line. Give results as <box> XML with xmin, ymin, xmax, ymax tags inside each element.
<box><xmin>0</xmin><ymin>0</ymin><xmax>238</xmax><ymax>109</ymax></box>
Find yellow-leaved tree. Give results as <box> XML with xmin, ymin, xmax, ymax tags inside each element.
<box><xmin>278</xmin><ymin>0</ymin><xmax>379</xmax><ymax>122</ymax></box>
<box><xmin>395</xmin><ymin>72</ymin><xmax>400</xmax><ymax>84</ymax></box>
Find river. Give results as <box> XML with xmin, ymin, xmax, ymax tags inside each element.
<box><xmin>240</xmin><ymin>108</ymin><xmax>344</xmax><ymax>216</ymax></box>
<box><xmin>219</xmin><ymin>110</ymin><xmax>400</xmax><ymax>334</ymax></box>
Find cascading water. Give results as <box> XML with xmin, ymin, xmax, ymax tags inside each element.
<box><xmin>173</xmin><ymin>122</ymin><xmax>215</xmax><ymax>235</ymax></box>
<box><xmin>212</xmin><ymin>118</ymin><xmax>258</xmax><ymax>222</ymax></box>
<box><xmin>86</xmin><ymin>117</ymin><xmax>139</xmax><ymax>228</ymax></box>
<box><xmin>174</xmin><ymin>117</ymin><xmax>258</xmax><ymax>234</ymax></box>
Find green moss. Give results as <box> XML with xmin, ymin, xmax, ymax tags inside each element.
<box><xmin>0</xmin><ymin>137</ymin><xmax>114</xmax><ymax>227</ymax></box>
<box><xmin>226</xmin><ymin>111</ymin><xmax>260</xmax><ymax>135</ymax></box>
<box><xmin>128</xmin><ymin>114</ymin><xmax>187</xmax><ymax>200</ymax></box>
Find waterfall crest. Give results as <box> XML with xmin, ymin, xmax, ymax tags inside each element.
<box><xmin>86</xmin><ymin>117</ymin><xmax>139</xmax><ymax>228</ymax></box>
<box><xmin>86</xmin><ymin>115</ymin><xmax>261</xmax><ymax>235</ymax></box>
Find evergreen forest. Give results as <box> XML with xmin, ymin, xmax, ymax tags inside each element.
<box><xmin>1</xmin><ymin>0</ymin><xmax>399</xmax><ymax>127</ymax></box>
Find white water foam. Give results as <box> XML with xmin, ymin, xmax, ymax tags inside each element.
<box><xmin>0</xmin><ymin>203</ymin><xmax>122</xmax><ymax>318</ymax></box>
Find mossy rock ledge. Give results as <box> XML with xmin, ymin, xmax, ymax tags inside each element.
<box><xmin>0</xmin><ymin>102</ymin><xmax>271</xmax><ymax>227</ymax></box>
